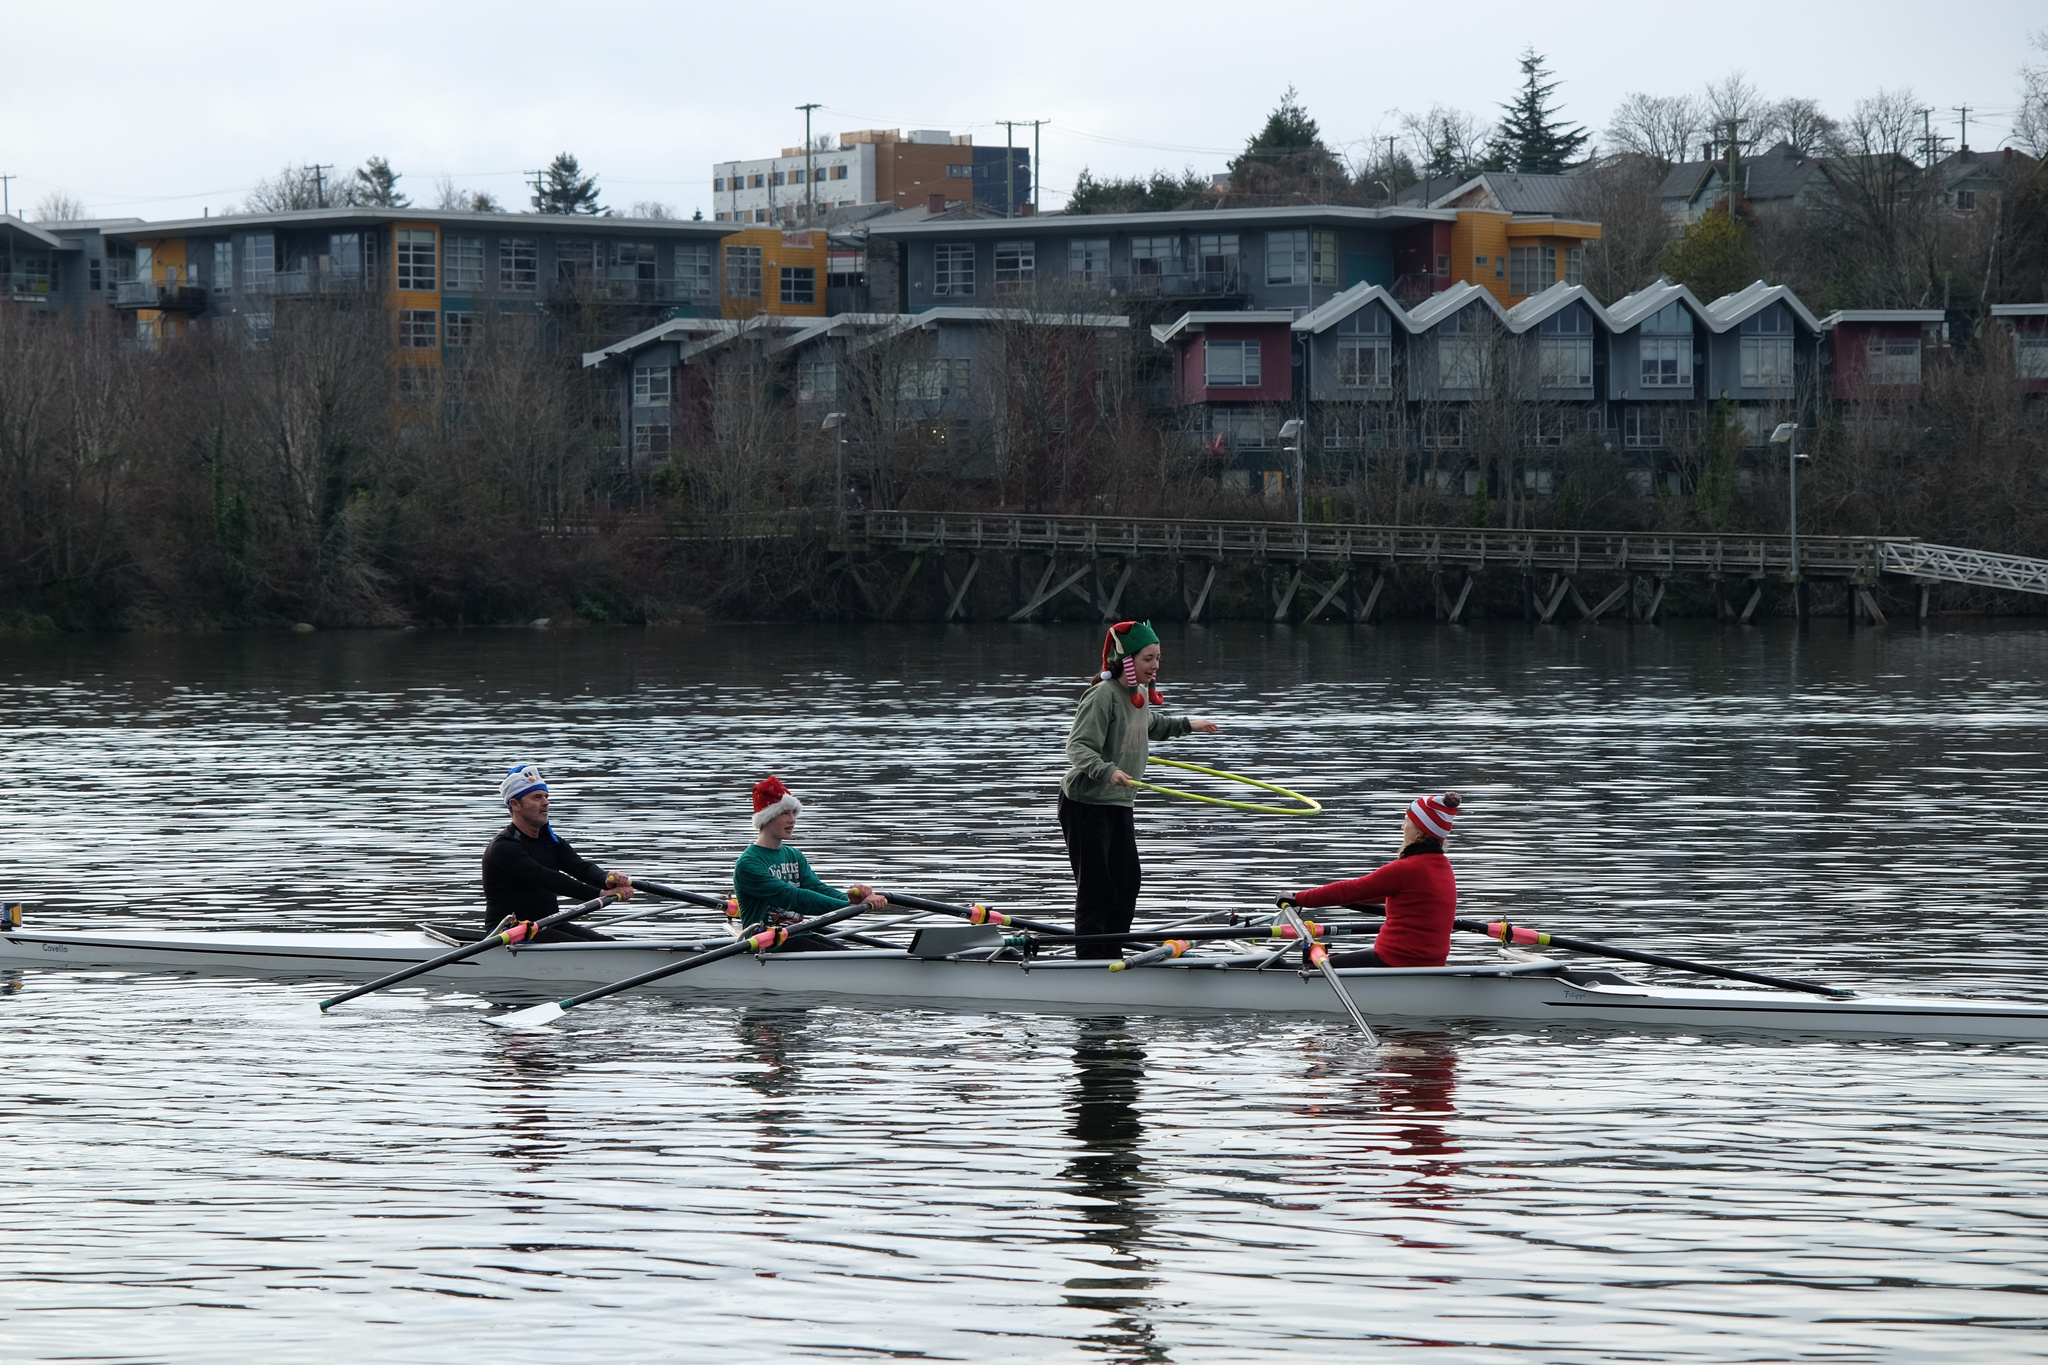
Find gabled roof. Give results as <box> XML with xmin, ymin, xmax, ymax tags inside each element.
<box><xmin>1503</xmin><ymin>281</ymin><xmax>1614</xmax><ymax>332</ymax></box>
<box><xmin>1407</xmin><ymin>280</ymin><xmax>1509</xmax><ymax>330</ymax></box>
<box><xmin>582</xmin><ymin>315</ymin><xmax>804</xmax><ymax>368</ymax></box>
<box><xmin>1817</xmin><ymin>309</ymin><xmax>1945</xmax><ymax>328</ymax></box>
<box><xmin>1437</xmin><ymin>172</ymin><xmax>1586</xmax><ymax>215</ymax></box>
<box><xmin>1605</xmin><ymin>279</ymin><xmax>1710</xmax><ymax>331</ymax></box>
<box><xmin>1150</xmin><ymin>310</ymin><xmax>1295</xmax><ymax>345</ymax></box>
<box><xmin>1702</xmin><ymin>280</ymin><xmax>1822</xmax><ymax>333</ymax></box>
<box><xmin>1292</xmin><ymin>284</ymin><xmax>1412</xmax><ymax>335</ymax></box>
<box><xmin>1657</xmin><ymin>160</ymin><xmax>1717</xmax><ymax>202</ymax></box>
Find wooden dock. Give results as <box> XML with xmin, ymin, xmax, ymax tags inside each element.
<box><xmin>846</xmin><ymin>512</ymin><xmax>2048</xmax><ymax>625</ymax></box>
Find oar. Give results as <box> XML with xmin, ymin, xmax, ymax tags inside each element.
<box><xmin>871</xmin><ymin>890</ymin><xmax>1070</xmax><ymax>936</ymax></box>
<box><xmin>320</xmin><ymin>890</ymin><xmax>616</xmax><ymax>1013</ymax></box>
<box><xmin>1108</xmin><ymin>938</ymin><xmax>1192</xmax><ymax>972</ymax></box>
<box><xmin>1278</xmin><ymin>901</ymin><xmax>1378</xmax><ymax>1045</ymax></box>
<box><xmin>1047</xmin><ymin>921</ymin><xmax>1377</xmax><ymax>947</ymax></box>
<box><xmin>1456</xmin><ymin>917</ymin><xmax>1854</xmax><ymax>999</ymax></box>
<box><xmin>489</xmin><ymin>899</ymin><xmax>874</xmax><ymax>1030</ymax></box>
<box><xmin>634</xmin><ymin>880</ymin><xmax>739</xmax><ymax>915</ymax></box>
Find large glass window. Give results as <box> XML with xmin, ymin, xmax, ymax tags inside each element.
<box><xmin>898</xmin><ymin>358</ymin><xmax>972</xmax><ymax>402</ymax></box>
<box><xmin>556</xmin><ymin>239</ymin><xmax>597</xmax><ymax>284</ymax></box>
<box><xmin>1130</xmin><ymin>236</ymin><xmax>1182</xmax><ymax>277</ymax></box>
<box><xmin>241</xmin><ymin>233</ymin><xmax>275</xmax><ymax>289</ymax></box>
<box><xmin>609</xmin><ymin>241</ymin><xmax>656</xmax><ymax>292</ymax></box>
<box><xmin>398</xmin><ymin>309</ymin><xmax>437</xmax><ymax>349</ymax></box>
<box><xmin>444</xmin><ymin>310</ymin><xmax>477</xmax><ymax>348</ymax></box>
<box><xmin>780</xmin><ymin>265</ymin><xmax>817</xmax><ymax>304</ymax></box>
<box><xmin>1437</xmin><ymin>307</ymin><xmax>1487</xmax><ymax>390</ymax></box>
<box><xmin>1739</xmin><ymin>304</ymin><xmax>1795</xmax><ymax>388</ymax></box>
<box><xmin>1204</xmin><ymin>339</ymin><xmax>1261</xmax><ymax>387</ymax></box>
<box><xmin>797</xmin><ymin>361</ymin><xmax>837</xmax><ymax>402</ymax></box>
<box><xmin>1334</xmin><ymin>307</ymin><xmax>1391</xmax><ymax>390</ymax></box>
<box><xmin>329</xmin><ymin>233</ymin><xmax>363</xmax><ymax>279</ymax></box>
<box><xmin>1565</xmin><ymin>247</ymin><xmax>1584</xmax><ymax>286</ymax></box>
<box><xmin>1509</xmin><ymin>245</ymin><xmax>1543</xmax><ymax>296</ymax></box>
<box><xmin>213</xmin><ymin>241</ymin><xmax>234</xmax><ymax>294</ymax></box>
<box><xmin>676</xmin><ymin>243</ymin><xmax>715</xmax><ymax>301</ymax></box>
<box><xmin>1865</xmin><ymin>336</ymin><xmax>1922</xmax><ymax>386</ymax></box>
<box><xmin>1311</xmin><ymin>230</ymin><xmax>1338</xmax><ymax>286</ymax></box>
<box><xmin>1539</xmin><ymin>305</ymin><xmax>1594</xmax><ymax>388</ymax></box>
<box><xmin>499</xmin><ymin>238</ymin><xmax>537</xmax><ymax>292</ymax></box>
<box><xmin>443</xmin><ymin>235</ymin><xmax>482</xmax><ymax>291</ymax></box>
<box><xmin>2017</xmin><ymin>334</ymin><xmax>2048</xmax><ymax>381</ymax></box>
<box><xmin>1266</xmin><ymin>230</ymin><xmax>1308</xmax><ymax>285</ymax></box>
<box><xmin>1195</xmin><ymin>234</ymin><xmax>1239</xmax><ymax>278</ymax></box>
<box><xmin>724</xmin><ymin>244</ymin><xmax>762</xmax><ymax>298</ymax></box>
<box><xmin>1068</xmin><ymin>238</ymin><xmax>1110</xmax><ymax>285</ymax></box>
<box><xmin>1638</xmin><ymin>303</ymin><xmax>1693</xmax><ymax>387</ymax></box>
<box><xmin>633</xmin><ymin>363</ymin><xmax>672</xmax><ymax>406</ymax></box>
<box><xmin>395</xmin><ymin>228</ymin><xmax>436</xmax><ymax>291</ymax></box>
<box><xmin>933</xmin><ymin>244</ymin><xmax>975</xmax><ymax>296</ymax></box>
<box><xmin>994</xmin><ymin>241</ymin><xmax>1034</xmax><ymax>294</ymax></box>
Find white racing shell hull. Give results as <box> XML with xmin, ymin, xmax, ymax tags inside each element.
<box><xmin>5</xmin><ymin>928</ymin><xmax>2048</xmax><ymax>1040</ymax></box>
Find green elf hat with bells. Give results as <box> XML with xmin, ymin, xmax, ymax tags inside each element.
<box><xmin>1099</xmin><ymin>620</ymin><xmax>1165</xmax><ymax>708</ymax></box>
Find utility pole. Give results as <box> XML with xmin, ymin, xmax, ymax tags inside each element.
<box><xmin>1952</xmin><ymin>104</ymin><xmax>1972</xmax><ymax>153</ymax></box>
<box><xmin>797</xmin><ymin>102</ymin><xmax>821</xmax><ymax>223</ymax></box>
<box><xmin>1723</xmin><ymin>119</ymin><xmax>1743</xmax><ymax>217</ymax></box>
<box><xmin>1029</xmin><ymin>120</ymin><xmax>1046</xmax><ymax>212</ymax></box>
<box><xmin>0</xmin><ymin>174</ymin><xmax>14</xmax><ymax>218</ymax></box>
<box><xmin>525</xmin><ymin>169</ymin><xmax>546</xmax><ymax>212</ymax></box>
<box><xmin>310</xmin><ymin>163</ymin><xmax>334</xmax><ymax>208</ymax></box>
<box><xmin>1002</xmin><ymin>120</ymin><xmax>1016</xmax><ymax>217</ymax></box>
<box><xmin>1918</xmin><ymin>108</ymin><xmax>1935</xmax><ymax>164</ymax></box>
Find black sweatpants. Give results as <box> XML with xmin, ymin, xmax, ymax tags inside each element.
<box><xmin>1058</xmin><ymin>794</ymin><xmax>1140</xmax><ymax>959</ymax></box>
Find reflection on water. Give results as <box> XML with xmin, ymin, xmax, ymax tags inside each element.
<box><xmin>3</xmin><ymin>621</ymin><xmax>2047</xmax><ymax>1361</ymax></box>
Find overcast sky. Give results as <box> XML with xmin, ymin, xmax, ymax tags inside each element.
<box><xmin>6</xmin><ymin>0</ymin><xmax>2043</xmax><ymax>223</ymax></box>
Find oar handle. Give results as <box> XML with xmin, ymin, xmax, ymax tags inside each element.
<box><xmin>1456</xmin><ymin>917</ymin><xmax>1854</xmax><ymax>999</ymax></box>
<box><xmin>321</xmin><ymin>890</ymin><xmax>614</xmax><ymax>1011</ymax></box>
<box><xmin>554</xmin><ymin>899</ymin><xmax>874</xmax><ymax>1010</ymax></box>
<box><xmin>878</xmin><ymin>891</ymin><xmax>1070</xmax><ymax>936</ymax></box>
<box><xmin>634</xmin><ymin>880</ymin><xmax>735</xmax><ymax>911</ymax></box>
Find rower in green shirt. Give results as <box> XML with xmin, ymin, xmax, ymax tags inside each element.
<box><xmin>734</xmin><ymin>775</ymin><xmax>888</xmax><ymax>950</ymax></box>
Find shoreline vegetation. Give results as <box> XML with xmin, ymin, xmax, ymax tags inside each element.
<box><xmin>1</xmin><ymin>295</ymin><xmax>2043</xmax><ymax>633</ymax></box>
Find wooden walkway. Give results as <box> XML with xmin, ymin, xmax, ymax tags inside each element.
<box><xmin>847</xmin><ymin>512</ymin><xmax>2048</xmax><ymax>626</ymax></box>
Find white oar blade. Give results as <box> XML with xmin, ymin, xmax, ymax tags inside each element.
<box><xmin>489</xmin><ymin>1000</ymin><xmax>567</xmax><ymax>1030</ymax></box>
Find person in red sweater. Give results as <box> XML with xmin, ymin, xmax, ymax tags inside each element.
<box><xmin>1286</xmin><ymin>792</ymin><xmax>1461</xmax><ymax>968</ymax></box>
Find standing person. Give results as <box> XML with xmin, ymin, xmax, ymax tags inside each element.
<box><xmin>1285</xmin><ymin>793</ymin><xmax>1461</xmax><ymax>968</ymax></box>
<box><xmin>735</xmin><ymin>775</ymin><xmax>888</xmax><ymax>951</ymax></box>
<box><xmin>1059</xmin><ymin>621</ymin><xmax>1219</xmax><ymax>960</ymax></box>
<box><xmin>482</xmin><ymin>762</ymin><xmax>634</xmax><ymax>942</ymax></box>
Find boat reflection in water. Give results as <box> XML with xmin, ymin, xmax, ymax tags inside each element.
<box><xmin>1059</xmin><ymin>1016</ymin><xmax>1164</xmax><ymax>1361</ymax></box>
<box><xmin>484</xmin><ymin>1028</ymin><xmax>580</xmax><ymax>1175</ymax></box>
<box><xmin>1304</xmin><ymin>1035</ymin><xmax>1462</xmax><ymax>1208</ymax></box>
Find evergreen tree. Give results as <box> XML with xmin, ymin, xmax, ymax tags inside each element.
<box><xmin>532</xmin><ymin>153</ymin><xmax>602</xmax><ymax>215</ymax></box>
<box><xmin>1067</xmin><ymin>166</ymin><xmax>1211</xmax><ymax>214</ymax></box>
<box><xmin>345</xmin><ymin>156</ymin><xmax>408</xmax><ymax>207</ymax></box>
<box><xmin>1487</xmin><ymin>49</ymin><xmax>1589</xmax><ymax>173</ymax></box>
<box><xmin>1228</xmin><ymin>86</ymin><xmax>1345</xmax><ymax>193</ymax></box>
<box><xmin>1660</xmin><ymin>209</ymin><xmax>1765</xmax><ymax>300</ymax></box>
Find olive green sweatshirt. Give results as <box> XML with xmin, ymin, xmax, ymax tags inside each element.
<box><xmin>1060</xmin><ymin>681</ymin><xmax>1193</xmax><ymax>807</ymax></box>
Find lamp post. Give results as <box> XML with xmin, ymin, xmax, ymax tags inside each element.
<box><xmin>1769</xmin><ymin>421</ymin><xmax>1808</xmax><ymax>605</ymax></box>
<box><xmin>822</xmin><ymin>411</ymin><xmax>845</xmax><ymax>544</ymax></box>
<box><xmin>1278</xmin><ymin>418</ymin><xmax>1305</xmax><ymax>524</ymax></box>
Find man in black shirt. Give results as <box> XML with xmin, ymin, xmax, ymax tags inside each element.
<box><xmin>481</xmin><ymin>763</ymin><xmax>635</xmax><ymax>941</ymax></box>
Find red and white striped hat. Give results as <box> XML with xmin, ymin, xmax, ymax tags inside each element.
<box><xmin>1407</xmin><ymin>791</ymin><xmax>1461</xmax><ymax>839</ymax></box>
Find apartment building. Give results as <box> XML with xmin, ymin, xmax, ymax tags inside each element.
<box><xmin>88</xmin><ymin>207</ymin><xmax>733</xmax><ymax>354</ymax></box>
<box><xmin>1393</xmin><ymin>172</ymin><xmax>1603</xmax><ymax>306</ymax></box>
<box><xmin>1</xmin><ymin>214</ymin><xmax>148</xmax><ymax>324</ymax></box>
<box><xmin>712</xmin><ymin>130</ymin><xmax>1031</xmax><ymax>224</ymax></box>
<box><xmin>715</xmin><ymin>227</ymin><xmax>830</xmax><ymax>320</ymax></box>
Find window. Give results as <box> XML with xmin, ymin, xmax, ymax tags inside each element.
<box><xmin>1266</xmin><ymin>230</ymin><xmax>1308</xmax><ymax>285</ymax></box>
<box><xmin>444</xmin><ymin>310</ymin><xmax>477</xmax><ymax>347</ymax></box>
<box><xmin>946</xmin><ymin>163</ymin><xmax>973</xmax><ymax>178</ymax></box>
<box><xmin>994</xmin><ymin>241</ymin><xmax>1034</xmax><ymax>294</ymax></box>
<box><xmin>770</xmin><ymin>171</ymin><xmax>784</xmax><ymax>186</ymax></box>
<box><xmin>1528</xmin><ymin>409</ymin><xmax>1603</xmax><ymax>446</ymax></box>
<box><xmin>89</xmin><ymin>257</ymin><xmax>102</xmax><ymax>291</ymax></box>
<box><xmin>898</xmin><ymin>357</ymin><xmax>971</xmax><ymax>402</ymax></box>
<box><xmin>1421</xmin><ymin>410</ymin><xmax>1465</xmax><ymax>448</ymax></box>
<box><xmin>398</xmin><ymin>309</ymin><xmax>437</xmax><ymax>349</ymax></box>
<box><xmin>556</xmin><ymin>239</ymin><xmax>597</xmax><ymax>284</ymax></box>
<box><xmin>750</xmin><ymin>174</ymin><xmax>764</xmax><ymax>189</ymax></box>
<box><xmin>1740</xmin><ymin>305</ymin><xmax>1795</xmax><ymax>389</ymax></box>
<box><xmin>2017</xmin><ymin>334</ymin><xmax>2048</xmax><ymax>381</ymax></box>
<box><xmin>1955</xmin><ymin>188</ymin><xmax>1977</xmax><ymax>212</ymax></box>
<box><xmin>1565</xmin><ymin>247</ymin><xmax>1585</xmax><ymax>286</ymax></box>
<box><xmin>724</xmin><ymin>244</ymin><xmax>762</xmax><ymax>298</ymax></box>
<box><xmin>633</xmin><ymin>363</ymin><xmax>672</xmax><ymax>406</ymax></box>
<box><xmin>1624</xmin><ymin>407</ymin><xmax>1694</xmax><ymax>448</ymax></box>
<box><xmin>1195</xmin><ymin>234</ymin><xmax>1238</xmax><ymax>278</ymax></box>
<box><xmin>499</xmin><ymin>238</ymin><xmax>537</xmax><ymax>292</ymax></box>
<box><xmin>754</xmin><ymin>209</ymin><xmax>769</xmax><ymax>223</ymax></box>
<box><xmin>607</xmin><ymin>240</ymin><xmax>656</xmax><ymax>297</ymax></box>
<box><xmin>1204</xmin><ymin>339</ymin><xmax>1261</xmax><ymax>387</ymax></box>
<box><xmin>1436</xmin><ymin>253</ymin><xmax>1451</xmax><ymax>277</ymax></box>
<box><xmin>241</xmin><ymin>233</ymin><xmax>275</xmax><ymax>288</ymax></box>
<box><xmin>444</xmin><ymin>235</ymin><xmax>483</xmax><ymax>291</ymax></box>
<box><xmin>1639</xmin><ymin>302</ymin><xmax>1693</xmax><ymax>387</ymax></box>
<box><xmin>243</xmin><ymin>311</ymin><xmax>273</xmax><ymax>346</ymax></box>
<box><xmin>780</xmin><ymin>265</ymin><xmax>817</xmax><ymax>304</ymax></box>
<box><xmin>1866</xmin><ymin>336</ymin><xmax>1922</xmax><ymax>386</ymax></box>
<box><xmin>395</xmin><ymin>228</ymin><xmax>436</xmax><ymax>291</ymax></box>
<box><xmin>933</xmin><ymin>244</ymin><xmax>974</xmax><ymax>296</ymax></box>
<box><xmin>1334</xmin><ymin>307</ymin><xmax>1391</xmax><ymax>391</ymax></box>
<box><xmin>328</xmin><ymin>232</ymin><xmax>363</xmax><ymax>279</ymax></box>
<box><xmin>713</xmin><ymin>177</ymin><xmax>725</xmax><ymax>192</ymax></box>
<box><xmin>1312</xmin><ymin>231</ymin><xmax>1338</xmax><ymax>286</ymax></box>
<box><xmin>832</xmin><ymin>165</ymin><xmax>848</xmax><ymax>181</ymax></box>
<box><xmin>1437</xmin><ymin>307</ymin><xmax>1487</xmax><ymax>390</ymax></box>
<box><xmin>676</xmin><ymin>243</ymin><xmax>714</xmax><ymax>301</ymax></box>
<box><xmin>1068</xmin><ymin>238</ymin><xmax>1110</xmax><ymax>285</ymax></box>
<box><xmin>1495</xmin><ymin>256</ymin><xmax>1506</xmax><ymax>280</ymax></box>
<box><xmin>1208</xmin><ymin>408</ymin><xmax>1268</xmax><ymax>449</ymax></box>
<box><xmin>1130</xmin><ymin>235</ymin><xmax>1182</xmax><ymax>276</ymax></box>
<box><xmin>1539</xmin><ymin>305</ymin><xmax>1594</xmax><ymax>388</ymax></box>
<box><xmin>797</xmin><ymin>361</ymin><xmax>837</xmax><ymax>401</ymax></box>
<box><xmin>213</xmin><ymin>242</ymin><xmax>233</xmax><ymax>294</ymax></box>
<box><xmin>398</xmin><ymin>367</ymin><xmax>436</xmax><ymax>401</ymax></box>
<box><xmin>632</xmin><ymin>422</ymin><xmax>672</xmax><ymax>459</ymax></box>
<box><xmin>1510</xmin><ymin>245</ymin><xmax>1548</xmax><ymax>296</ymax></box>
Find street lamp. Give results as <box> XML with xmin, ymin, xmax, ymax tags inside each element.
<box><xmin>1769</xmin><ymin>421</ymin><xmax>1808</xmax><ymax>588</ymax></box>
<box><xmin>1278</xmin><ymin>418</ymin><xmax>1305</xmax><ymax>524</ymax></box>
<box><xmin>822</xmin><ymin>411</ymin><xmax>845</xmax><ymax>543</ymax></box>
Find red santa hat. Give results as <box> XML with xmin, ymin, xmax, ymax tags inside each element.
<box><xmin>751</xmin><ymin>775</ymin><xmax>803</xmax><ymax>829</ymax></box>
<box><xmin>1407</xmin><ymin>791</ymin><xmax>1461</xmax><ymax>839</ymax></box>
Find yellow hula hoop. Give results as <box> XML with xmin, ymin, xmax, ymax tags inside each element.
<box><xmin>1128</xmin><ymin>757</ymin><xmax>1323</xmax><ymax>816</ymax></box>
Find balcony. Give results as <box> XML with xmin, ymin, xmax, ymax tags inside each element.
<box><xmin>550</xmin><ymin>276</ymin><xmax>718</xmax><ymax>306</ymax></box>
<box><xmin>1098</xmin><ymin>268</ymin><xmax>1246</xmax><ymax>300</ymax></box>
<box><xmin>112</xmin><ymin>280</ymin><xmax>208</xmax><ymax>312</ymax></box>
<box><xmin>4</xmin><ymin>271</ymin><xmax>58</xmax><ymax>302</ymax></box>
<box><xmin>256</xmin><ymin>268</ymin><xmax>375</xmax><ymax>298</ymax></box>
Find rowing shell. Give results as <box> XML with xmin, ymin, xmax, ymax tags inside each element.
<box><xmin>6</xmin><ymin>928</ymin><xmax>2047</xmax><ymax>1040</ymax></box>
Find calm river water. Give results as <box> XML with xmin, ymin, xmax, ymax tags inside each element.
<box><xmin>4</xmin><ymin>621</ymin><xmax>2046</xmax><ymax>1362</ymax></box>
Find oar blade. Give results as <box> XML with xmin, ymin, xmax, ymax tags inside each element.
<box><xmin>489</xmin><ymin>1000</ymin><xmax>567</xmax><ymax>1030</ymax></box>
